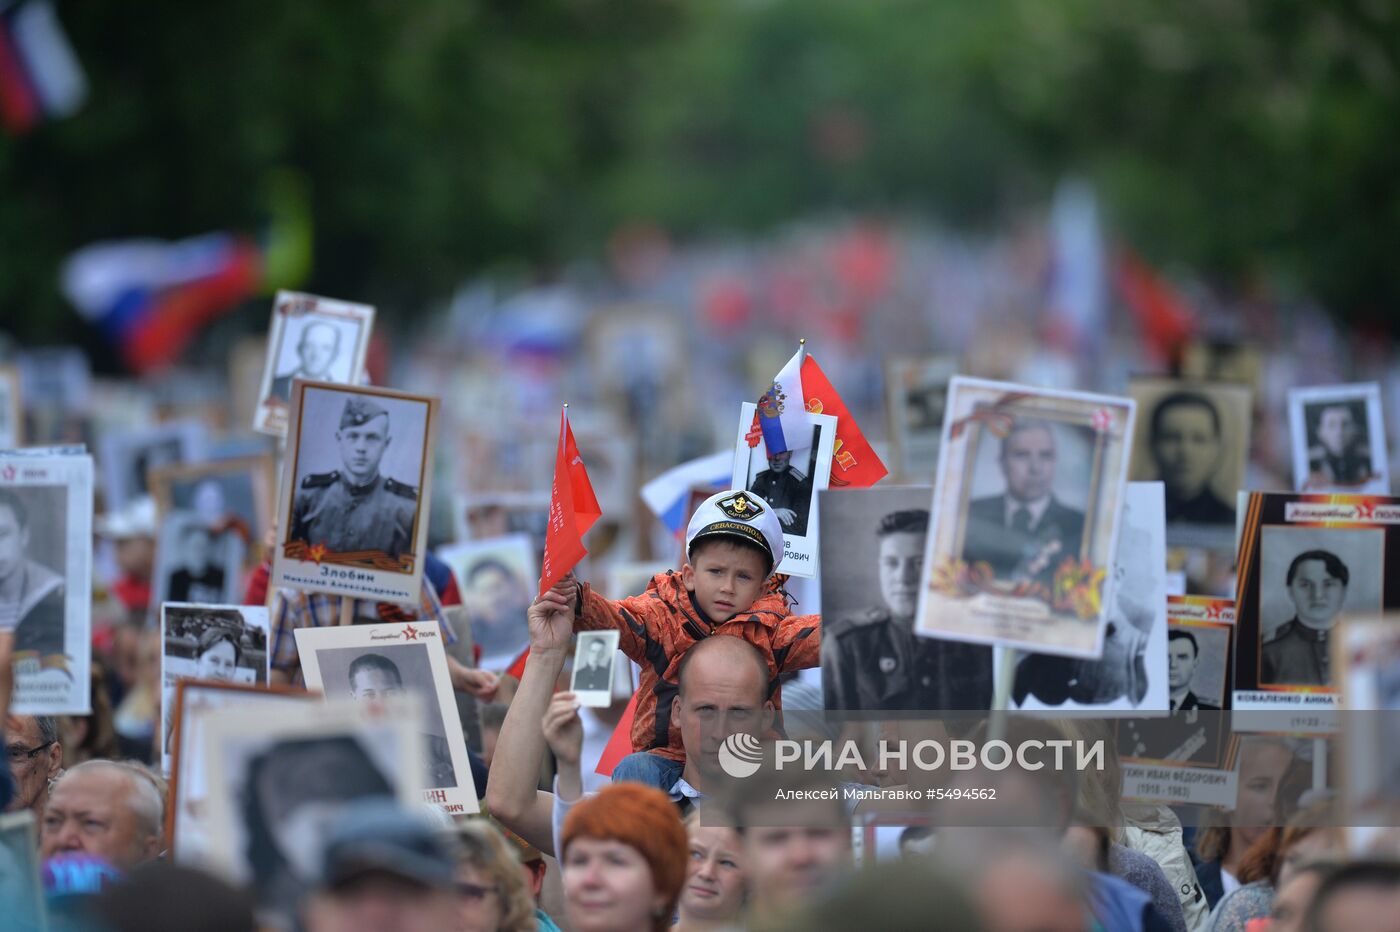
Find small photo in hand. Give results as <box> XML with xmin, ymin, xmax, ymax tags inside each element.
<box><xmin>571</xmin><ymin>630</ymin><xmax>620</xmax><ymax>707</ymax></box>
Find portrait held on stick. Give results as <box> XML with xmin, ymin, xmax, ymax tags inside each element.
<box><xmin>271</xmin><ymin>382</ymin><xmax>438</xmax><ymax>604</ymax></box>
<box><xmin>917</xmin><ymin>377</ymin><xmax>1135</xmax><ymax>659</ymax></box>
<box><xmin>1128</xmin><ymin>377</ymin><xmax>1251</xmax><ymax>547</ymax></box>
<box><xmin>252</xmin><ymin>290</ymin><xmax>374</xmax><ymax>436</ymax></box>
<box><xmin>1233</xmin><ymin>491</ymin><xmax>1396</xmax><ymax>711</ymax></box>
<box><xmin>1288</xmin><ymin>382</ymin><xmax>1389</xmax><ymax>494</ymax></box>
<box><xmin>820</xmin><ymin>485</ymin><xmax>993</xmax><ymax>712</ymax></box>
<box><xmin>295</xmin><ymin>620</ymin><xmax>478</xmax><ymax>814</ymax></box>
<box><xmin>0</xmin><ymin>453</ymin><xmax>93</xmax><ymax>715</ymax></box>
<box><xmin>731</xmin><ymin>401</ymin><xmax>837</xmax><ymax>579</ymax></box>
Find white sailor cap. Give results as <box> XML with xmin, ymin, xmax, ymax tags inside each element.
<box><xmin>685</xmin><ymin>489</ymin><xmax>783</xmax><ymax>573</ymax></box>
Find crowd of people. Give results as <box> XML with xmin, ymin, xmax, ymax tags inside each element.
<box><xmin>3</xmin><ymin>218</ymin><xmax>1400</xmax><ymax>932</ymax></box>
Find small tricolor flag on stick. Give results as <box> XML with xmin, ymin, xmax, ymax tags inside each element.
<box><xmin>539</xmin><ymin>405</ymin><xmax>601</xmax><ymax>597</ymax></box>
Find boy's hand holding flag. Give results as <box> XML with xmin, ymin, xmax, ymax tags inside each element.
<box><xmin>539</xmin><ymin>405</ymin><xmax>602</xmax><ymax>597</ymax></box>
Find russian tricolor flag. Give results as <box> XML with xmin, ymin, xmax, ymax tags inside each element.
<box><xmin>61</xmin><ymin>233</ymin><xmax>262</xmax><ymax>373</ymax></box>
<box><xmin>0</xmin><ymin>0</ymin><xmax>85</xmax><ymax>135</ymax></box>
<box><xmin>757</xmin><ymin>345</ymin><xmax>810</xmax><ymax>454</ymax></box>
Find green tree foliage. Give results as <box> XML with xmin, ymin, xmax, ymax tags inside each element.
<box><xmin>4</xmin><ymin>0</ymin><xmax>1399</xmax><ymax>347</ymax></box>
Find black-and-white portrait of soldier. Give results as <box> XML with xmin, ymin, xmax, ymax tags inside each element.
<box><xmin>959</xmin><ymin>417</ymin><xmax>1090</xmax><ymax>592</ymax></box>
<box><xmin>0</xmin><ymin>486</ymin><xmax>66</xmax><ymax>659</ymax></box>
<box><xmin>1304</xmin><ymin>399</ymin><xmax>1372</xmax><ymax>486</ymax></box>
<box><xmin>1168</xmin><ymin>626</ymin><xmax>1220</xmax><ymax>711</ymax></box>
<box><xmin>745</xmin><ymin>426</ymin><xmax>822</xmax><ymax>537</ymax></box>
<box><xmin>1012</xmin><ymin>483</ymin><xmax>1165</xmax><ymax>710</ymax></box>
<box><xmin>1256</xmin><ymin>528</ymin><xmax>1383</xmax><ymax>688</ymax></box>
<box><xmin>1118</xmin><ymin>621</ymin><xmax>1229</xmax><ymax>766</ymax></box>
<box><xmin>1130</xmin><ymin>381</ymin><xmax>1250</xmax><ymax>531</ymax></box>
<box><xmin>821</xmin><ymin>487</ymin><xmax>993</xmax><ymax>711</ymax></box>
<box><xmin>288</xmin><ymin>388</ymin><xmax>428</xmax><ymax>561</ymax></box>
<box><xmin>314</xmin><ymin>644</ymin><xmax>458</xmax><ymax>789</ymax></box>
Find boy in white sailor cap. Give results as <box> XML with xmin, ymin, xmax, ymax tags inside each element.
<box><xmin>552</xmin><ymin>489</ymin><xmax>821</xmax><ymax>793</ymax></box>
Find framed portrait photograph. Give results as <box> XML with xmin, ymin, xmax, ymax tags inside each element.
<box><xmin>0</xmin><ymin>363</ymin><xmax>22</xmax><ymax>450</ymax></box>
<box><xmin>915</xmin><ymin>377</ymin><xmax>1136</xmax><ymax>659</ymax></box>
<box><xmin>452</xmin><ymin>491</ymin><xmax>551</xmax><ymax>559</ymax></box>
<box><xmin>149</xmin><ymin>455</ymin><xmax>277</xmax><ymax>564</ymax></box>
<box><xmin>1010</xmin><ymin>481</ymin><xmax>1170</xmax><ymax>713</ymax></box>
<box><xmin>571</xmin><ymin>629</ymin><xmax>621</xmax><ymax>707</ymax></box>
<box><xmin>820</xmin><ymin>484</ymin><xmax>994</xmax><ymax>712</ymax></box>
<box><xmin>272</xmin><ymin>382</ymin><xmax>438</xmax><ymax>604</ymax></box>
<box><xmin>0</xmin><ymin>811</ymin><xmax>44</xmax><ymax>932</ymax></box>
<box><xmin>252</xmin><ymin>290</ymin><xmax>375</xmax><ymax>436</ymax></box>
<box><xmin>151</xmin><ymin>510</ymin><xmax>248</xmax><ymax>611</ymax></box>
<box><xmin>1335</xmin><ymin>616</ymin><xmax>1400</xmax><ymax>824</ymax></box>
<box><xmin>200</xmin><ymin>694</ymin><xmax>422</xmax><ymax>928</ymax></box>
<box><xmin>1118</xmin><ymin>595</ymin><xmax>1236</xmax><ymax>806</ymax></box>
<box><xmin>159</xmin><ymin>604</ymin><xmax>270</xmax><ymax>773</ymax></box>
<box><xmin>1</xmin><ymin>454</ymin><xmax>92</xmax><ymax>715</ymax></box>
<box><xmin>437</xmin><ymin>533</ymin><xmax>535</xmax><ymax>671</ymax></box>
<box><xmin>1127</xmin><ymin>377</ymin><xmax>1251</xmax><ymax>548</ymax></box>
<box><xmin>730</xmin><ymin>402</ymin><xmax>838</xmax><ymax>579</ymax></box>
<box><xmin>295</xmin><ymin>621</ymin><xmax>477</xmax><ymax>814</ymax></box>
<box><xmin>1233</xmin><ymin>492</ymin><xmax>1400</xmax><ymax>712</ymax></box>
<box><xmin>166</xmin><ymin>680</ymin><xmax>312</xmax><ymax>861</ymax></box>
<box><xmin>884</xmin><ymin>354</ymin><xmax>958</xmax><ymax>482</ymax></box>
<box><xmin>98</xmin><ymin>419</ymin><xmax>207</xmax><ymax>512</ymax></box>
<box><xmin>1288</xmin><ymin>383</ymin><xmax>1388</xmax><ymax>494</ymax></box>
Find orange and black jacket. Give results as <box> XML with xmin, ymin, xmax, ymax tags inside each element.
<box><xmin>574</xmin><ymin>571</ymin><xmax>821</xmax><ymax>762</ymax></box>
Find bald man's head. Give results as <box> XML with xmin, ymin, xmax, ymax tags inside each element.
<box><xmin>673</xmin><ymin>636</ymin><xmax>774</xmax><ymax>789</ymax></box>
<box><xmin>296</xmin><ymin>321</ymin><xmax>340</xmax><ymax>378</ymax></box>
<box><xmin>677</xmin><ymin>635</ymin><xmax>769</xmax><ymax>703</ymax></box>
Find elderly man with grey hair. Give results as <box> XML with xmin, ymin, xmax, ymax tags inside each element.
<box><xmin>5</xmin><ymin>714</ymin><xmax>62</xmax><ymax>819</ymax></box>
<box><xmin>39</xmin><ymin>760</ymin><xmax>164</xmax><ymax>870</ymax></box>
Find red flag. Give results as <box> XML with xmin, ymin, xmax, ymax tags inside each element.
<box><xmin>505</xmin><ymin>647</ymin><xmax>529</xmax><ymax>681</ymax></box>
<box><xmin>1113</xmin><ymin>249</ymin><xmax>1196</xmax><ymax>368</ymax></box>
<box><xmin>799</xmin><ymin>354</ymin><xmax>888</xmax><ymax>488</ymax></box>
<box><xmin>539</xmin><ymin>407</ymin><xmax>602</xmax><ymax>597</ymax></box>
<box><xmin>594</xmin><ymin>692</ymin><xmax>639</xmax><ymax>777</ymax></box>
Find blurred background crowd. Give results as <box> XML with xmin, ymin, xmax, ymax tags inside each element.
<box><xmin>3</xmin><ymin>1</ymin><xmax>1400</xmax><ymax>931</ymax></box>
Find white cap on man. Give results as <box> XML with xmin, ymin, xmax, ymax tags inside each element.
<box><xmin>684</xmin><ymin>489</ymin><xmax>784</xmax><ymax>574</ymax></box>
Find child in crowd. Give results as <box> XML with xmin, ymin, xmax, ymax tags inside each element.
<box><xmin>570</xmin><ymin>489</ymin><xmax>821</xmax><ymax>791</ymax></box>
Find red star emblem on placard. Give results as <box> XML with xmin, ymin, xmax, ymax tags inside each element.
<box><xmin>1091</xmin><ymin>408</ymin><xmax>1112</xmax><ymax>432</ymax></box>
<box><xmin>403</xmin><ymin>624</ymin><xmax>419</xmax><ymax>641</ymax></box>
<box><xmin>308</xmin><ymin>543</ymin><xmax>327</xmax><ymax>564</ymax></box>
<box><xmin>1355</xmin><ymin>502</ymin><xmax>1376</xmax><ymax>521</ymax></box>
<box><xmin>1</xmin><ymin>464</ymin><xmax>14</xmax><ymax>481</ymax></box>
<box><xmin>1205</xmin><ymin>603</ymin><xmax>1223</xmax><ymax>621</ymax></box>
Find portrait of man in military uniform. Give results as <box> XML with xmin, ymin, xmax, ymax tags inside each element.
<box><xmin>823</xmin><ymin>507</ymin><xmax>993</xmax><ymax>711</ymax></box>
<box><xmin>1261</xmin><ymin>549</ymin><xmax>1350</xmax><ymax>687</ymax></box>
<box><xmin>1168</xmin><ymin>629</ymin><xmax>1220</xmax><ymax>711</ymax></box>
<box><xmin>289</xmin><ymin>395</ymin><xmax>419</xmax><ymax>559</ymax></box>
<box><xmin>269</xmin><ymin>320</ymin><xmax>343</xmax><ymax>403</ymax></box>
<box><xmin>1303</xmin><ymin>400</ymin><xmax>1373</xmax><ymax>488</ymax></box>
<box><xmin>960</xmin><ymin>418</ymin><xmax>1087</xmax><ymax>590</ymax></box>
<box><xmin>747</xmin><ymin>429</ymin><xmax>820</xmax><ymax>536</ymax></box>
<box><xmin>346</xmin><ymin>651</ymin><xmax>457</xmax><ymax>787</ymax></box>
